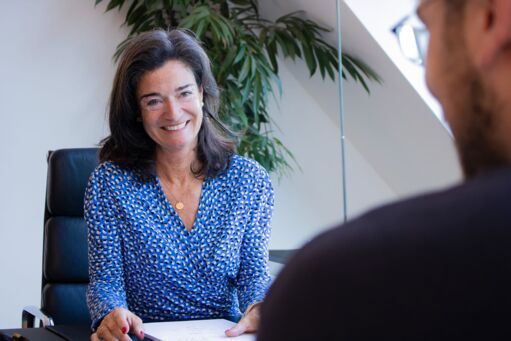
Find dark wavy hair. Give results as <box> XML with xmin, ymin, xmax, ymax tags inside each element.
<box><xmin>100</xmin><ymin>29</ymin><xmax>235</xmax><ymax>178</ymax></box>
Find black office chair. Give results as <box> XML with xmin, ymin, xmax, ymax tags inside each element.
<box><xmin>22</xmin><ymin>148</ymin><xmax>99</xmax><ymax>328</ymax></box>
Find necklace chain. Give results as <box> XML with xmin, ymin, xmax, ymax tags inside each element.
<box><xmin>161</xmin><ymin>180</ymin><xmax>185</xmax><ymax>211</ymax></box>
<box><xmin>159</xmin><ymin>174</ymin><xmax>204</xmax><ymax>212</ymax></box>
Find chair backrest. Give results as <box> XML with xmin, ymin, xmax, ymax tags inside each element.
<box><xmin>42</xmin><ymin>148</ymin><xmax>99</xmax><ymax>325</ymax></box>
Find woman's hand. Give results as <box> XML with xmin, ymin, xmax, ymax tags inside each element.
<box><xmin>225</xmin><ymin>302</ymin><xmax>261</xmax><ymax>337</ymax></box>
<box><xmin>90</xmin><ymin>307</ymin><xmax>144</xmax><ymax>341</ymax></box>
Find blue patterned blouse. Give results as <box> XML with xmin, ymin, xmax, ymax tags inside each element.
<box><xmin>84</xmin><ymin>155</ymin><xmax>273</xmax><ymax>329</ymax></box>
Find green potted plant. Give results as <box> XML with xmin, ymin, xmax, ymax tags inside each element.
<box><xmin>96</xmin><ymin>0</ymin><xmax>380</xmax><ymax>176</ymax></box>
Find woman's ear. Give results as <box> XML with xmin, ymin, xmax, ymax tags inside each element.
<box><xmin>198</xmin><ymin>85</ymin><xmax>204</xmax><ymax>106</ymax></box>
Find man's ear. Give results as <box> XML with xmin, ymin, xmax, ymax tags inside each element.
<box><xmin>475</xmin><ymin>0</ymin><xmax>511</xmax><ymax>69</ymax></box>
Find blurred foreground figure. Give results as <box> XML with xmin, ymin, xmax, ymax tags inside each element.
<box><xmin>259</xmin><ymin>1</ymin><xmax>511</xmax><ymax>339</ymax></box>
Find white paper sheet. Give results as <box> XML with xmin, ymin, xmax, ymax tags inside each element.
<box><xmin>143</xmin><ymin>319</ymin><xmax>256</xmax><ymax>341</ymax></box>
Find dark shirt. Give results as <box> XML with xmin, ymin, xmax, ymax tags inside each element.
<box><xmin>258</xmin><ymin>167</ymin><xmax>511</xmax><ymax>340</ymax></box>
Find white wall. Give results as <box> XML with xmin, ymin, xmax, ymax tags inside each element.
<box><xmin>260</xmin><ymin>0</ymin><xmax>400</xmax><ymax>249</ymax></box>
<box><xmin>338</xmin><ymin>1</ymin><xmax>462</xmax><ymax>196</ymax></box>
<box><xmin>0</xmin><ymin>1</ymin><xmax>127</xmax><ymax>328</ymax></box>
<box><xmin>344</xmin><ymin>0</ymin><xmax>444</xmax><ymax>123</ymax></box>
<box><xmin>267</xmin><ymin>60</ymin><xmax>397</xmax><ymax>249</ymax></box>
<box><xmin>261</xmin><ymin>0</ymin><xmax>462</xmax><ymax>249</ymax></box>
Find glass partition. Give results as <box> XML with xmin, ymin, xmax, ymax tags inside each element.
<box><xmin>260</xmin><ymin>0</ymin><xmax>347</xmax><ymax>265</ymax></box>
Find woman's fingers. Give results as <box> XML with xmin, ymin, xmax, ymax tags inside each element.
<box><xmin>225</xmin><ymin>317</ymin><xmax>249</xmax><ymax>337</ymax></box>
<box><xmin>225</xmin><ymin>304</ymin><xmax>261</xmax><ymax>337</ymax></box>
<box><xmin>104</xmin><ymin>309</ymin><xmax>129</xmax><ymax>340</ymax></box>
<box><xmin>96</xmin><ymin>323</ymin><xmax>116</xmax><ymax>341</ymax></box>
<box><xmin>128</xmin><ymin>314</ymin><xmax>145</xmax><ymax>340</ymax></box>
<box><xmin>96</xmin><ymin>307</ymin><xmax>141</xmax><ymax>341</ymax></box>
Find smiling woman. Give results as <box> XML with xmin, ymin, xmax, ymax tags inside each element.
<box><xmin>85</xmin><ymin>29</ymin><xmax>274</xmax><ymax>341</ymax></box>
<box><xmin>100</xmin><ymin>30</ymin><xmax>234</xmax><ymax>178</ymax></box>
<box><xmin>137</xmin><ymin>60</ymin><xmax>204</xmax><ymax>156</ymax></box>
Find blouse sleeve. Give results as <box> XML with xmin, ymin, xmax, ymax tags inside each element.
<box><xmin>84</xmin><ymin>165</ymin><xmax>128</xmax><ymax>329</ymax></box>
<box><xmin>235</xmin><ymin>164</ymin><xmax>274</xmax><ymax>313</ymax></box>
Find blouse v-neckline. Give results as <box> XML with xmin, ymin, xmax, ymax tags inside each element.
<box><xmin>154</xmin><ymin>176</ymin><xmax>210</xmax><ymax>235</ymax></box>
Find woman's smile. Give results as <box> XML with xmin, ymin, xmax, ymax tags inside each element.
<box><xmin>161</xmin><ymin>121</ymin><xmax>189</xmax><ymax>131</ymax></box>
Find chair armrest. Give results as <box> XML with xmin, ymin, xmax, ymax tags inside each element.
<box><xmin>22</xmin><ymin>306</ymin><xmax>54</xmax><ymax>328</ymax></box>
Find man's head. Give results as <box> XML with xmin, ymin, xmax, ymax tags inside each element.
<box><xmin>420</xmin><ymin>0</ymin><xmax>511</xmax><ymax>178</ymax></box>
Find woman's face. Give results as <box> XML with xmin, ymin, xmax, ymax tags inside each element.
<box><xmin>136</xmin><ymin>59</ymin><xmax>204</xmax><ymax>155</ymax></box>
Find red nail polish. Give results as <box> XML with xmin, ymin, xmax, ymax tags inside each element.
<box><xmin>122</xmin><ymin>327</ymin><xmax>128</xmax><ymax>334</ymax></box>
<box><xmin>140</xmin><ymin>330</ymin><xmax>145</xmax><ymax>338</ymax></box>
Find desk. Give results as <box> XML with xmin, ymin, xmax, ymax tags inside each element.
<box><xmin>269</xmin><ymin>249</ymin><xmax>296</xmax><ymax>264</ymax></box>
<box><xmin>0</xmin><ymin>325</ymin><xmax>140</xmax><ymax>341</ymax></box>
<box><xmin>0</xmin><ymin>327</ymin><xmax>65</xmax><ymax>341</ymax></box>
<box><xmin>268</xmin><ymin>249</ymin><xmax>296</xmax><ymax>277</ymax></box>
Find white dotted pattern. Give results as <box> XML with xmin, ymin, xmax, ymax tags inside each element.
<box><xmin>84</xmin><ymin>155</ymin><xmax>273</xmax><ymax>329</ymax></box>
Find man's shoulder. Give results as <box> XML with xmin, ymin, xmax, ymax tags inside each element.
<box><xmin>260</xmin><ymin>168</ymin><xmax>511</xmax><ymax>340</ymax></box>
<box><xmin>279</xmin><ymin>166</ymin><xmax>511</xmax><ymax>281</ymax></box>
<box><xmin>362</xmin><ymin>165</ymin><xmax>511</xmax><ymax>228</ymax></box>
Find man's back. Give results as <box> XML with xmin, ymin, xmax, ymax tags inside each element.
<box><xmin>259</xmin><ymin>168</ymin><xmax>511</xmax><ymax>340</ymax></box>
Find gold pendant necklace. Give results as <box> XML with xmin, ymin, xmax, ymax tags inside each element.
<box><xmin>161</xmin><ymin>180</ymin><xmax>185</xmax><ymax>211</ymax></box>
<box><xmin>167</xmin><ymin>191</ymin><xmax>185</xmax><ymax>211</ymax></box>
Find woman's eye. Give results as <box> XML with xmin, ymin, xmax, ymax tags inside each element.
<box><xmin>181</xmin><ymin>91</ymin><xmax>193</xmax><ymax>98</ymax></box>
<box><xmin>143</xmin><ymin>98</ymin><xmax>163</xmax><ymax>110</ymax></box>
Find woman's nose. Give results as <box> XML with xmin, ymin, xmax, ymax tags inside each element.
<box><xmin>162</xmin><ymin>98</ymin><xmax>179</xmax><ymax>118</ymax></box>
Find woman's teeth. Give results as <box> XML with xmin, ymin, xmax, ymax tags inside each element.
<box><xmin>163</xmin><ymin>122</ymin><xmax>187</xmax><ymax>131</ymax></box>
